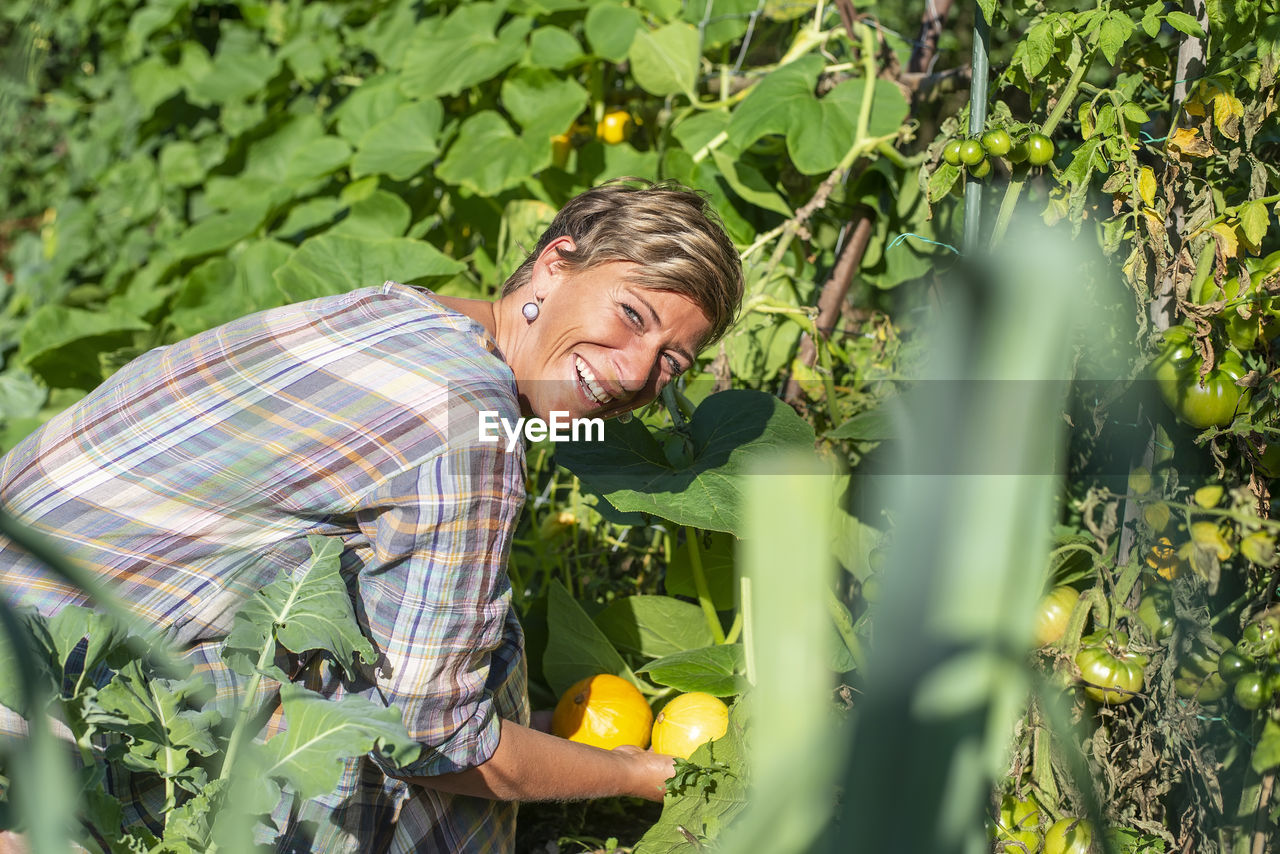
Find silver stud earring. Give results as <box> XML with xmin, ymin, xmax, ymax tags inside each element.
<box><xmin>522</xmin><ymin>301</ymin><xmax>540</xmax><ymax>322</ymax></box>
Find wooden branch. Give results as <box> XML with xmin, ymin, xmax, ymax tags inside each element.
<box><xmin>909</xmin><ymin>0</ymin><xmax>955</xmax><ymax>75</ymax></box>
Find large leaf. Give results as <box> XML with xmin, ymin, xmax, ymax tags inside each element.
<box><xmin>628</xmin><ymin>22</ymin><xmax>700</xmax><ymax>97</ymax></box>
<box><xmin>635</xmin><ymin>644</ymin><xmax>744</xmax><ymax>696</ymax></box>
<box><xmin>398</xmin><ymin>5</ymin><xmax>531</xmax><ymax>99</ymax></box>
<box><xmin>542</xmin><ymin>579</ymin><xmax>635</xmax><ymax>697</ymax></box>
<box><xmin>85</xmin><ymin>659</ymin><xmax>220</xmax><ymax>797</ymax></box>
<box><xmin>500</xmin><ymin>69</ymin><xmax>589</xmax><ymax>136</ymax></box>
<box><xmin>222</xmin><ymin>536</ymin><xmax>376</xmax><ymax>680</ymax></box>
<box><xmin>18</xmin><ymin>305</ymin><xmax>150</xmax><ymax>389</ymax></box>
<box><xmin>351</xmin><ymin>101</ymin><xmax>444</xmax><ymax>181</ymax></box>
<box><xmin>240</xmin><ymin>683</ymin><xmax>420</xmax><ymax>816</ymax></box>
<box><xmin>437</xmin><ymin>111</ymin><xmax>546</xmax><ymax>196</ymax></box>
<box><xmin>593</xmin><ymin>595</ymin><xmax>716</xmax><ymax>659</ymax></box>
<box><xmin>584</xmin><ymin>3</ymin><xmax>642</xmax><ymax>61</ymax></box>
<box><xmin>635</xmin><ymin>700</ymin><xmax>750</xmax><ymax>853</ymax></box>
<box><xmin>555</xmin><ymin>390</ymin><xmax>817</xmax><ymax>536</ymax></box>
<box><xmin>274</xmin><ymin>233</ymin><xmax>464</xmax><ymax>302</ymax></box>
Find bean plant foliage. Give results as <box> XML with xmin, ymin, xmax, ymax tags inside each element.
<box><xmin>1</xmin><ymin>0</ymin><xmax>1279</xmax><ymax>851</ymax></box>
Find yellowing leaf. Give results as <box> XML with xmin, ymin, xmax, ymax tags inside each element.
<box><xmin>1239</xmin><ymin>201</ymin><xmax>1270</xmax><ymax>253</ymax></box>
<box><xmin>1194</xmin><ymin>484</ymin><xmax>1224</xmax><ymax>508</ymax></box>
<box><xmin>1168</xmin><ymin>127</ymin><xmax>1214</xmax><ymax>158</ymax></box>
<box><xmin>1211</xmin><ymin>222</ymin><xmax>1240</xmax><ymax>260</ymax></box>
<box><xmin>1213</xmin><ymin>91</ymin><xmax>1244</xmax><ymax>141</ymax></box>
<box><xmin>1138</xmin><ymin>166</ymin><xmax>1157</xmax><ymax>208</ymax></box>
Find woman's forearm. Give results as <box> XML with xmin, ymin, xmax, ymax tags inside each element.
<box><xmin>408</xmin><ymin>719</ymin><xmax>674</xmax><ymax>802</ymax></box>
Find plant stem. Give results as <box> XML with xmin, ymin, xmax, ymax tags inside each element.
<box><xmin>685</xmin><ymin>527</ymin><xmax>726</xmax><ymax>644</ymax></box>
<box><xmin>988</xmin><ymin>55</ymin><xmax>1091</xmax><ymax>247</ymax></box>
<box><xmin>824</xmin><ymin>588</ymin><xmax>866</xmax><ymax>671</ymax></box>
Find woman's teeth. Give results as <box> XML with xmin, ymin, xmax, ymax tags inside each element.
<box><xmin>574</xmin><ymin>355</ymin><xmax>613</xmax><ymax>404</ymax></box>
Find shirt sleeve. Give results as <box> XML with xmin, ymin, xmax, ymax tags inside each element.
<box><xmin>351</xmin><ymin>435</ymin><xmax>526</xmax><ymax>777</ymax></box>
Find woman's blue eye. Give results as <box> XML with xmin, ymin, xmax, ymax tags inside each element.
<box><xmin>622</xmin><ymin>304</ymin><xmax>642</xmax><ymax>325</ymax></box>
<box><xmin>665</xmin><ymin>355</ymin><xmax>683</xmax><ymax>374</ymax></box>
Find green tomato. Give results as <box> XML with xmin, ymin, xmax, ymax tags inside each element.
<box><xmin>1027</xmin><ymin>133</ymin><xmax>1055</xmax><ymax>166</ymax></box>
<box><xmin>1176</xmin><ymin>669</ymin><xmax>1228</xmax><ymax>703</ymax></box>
<box><xmin>1034</xmin><ymin>586</ymin><xmax>1079</xmax><ymax>646</ymax></box>
<box><xmin>1043</xmin><ymin>818</ymin><xmax>1093</xmax><ymax>854</ymax></box>
<box><xmin>1136</xmin><ymin>589</ymin><xmax>1175</xmax><ymax>642</ymax></box>
<box><xmin>1155</xmin><ymin>350</ymin><xmax>1250</xmax><ymax>429</ymax></box>
<box><xmin>1076</xmin><ymin>633</ymin><xmax>1147</xmax><ymax>704</ymax></box>
<box><xmin>1234</xmin><ymin>671</ymin><xmax>1269</xmax><ymax>710</ymax></box>
<box><xmin>958</xmin><ymin>139</ymin><xmax>986</xmax><ymax>166</ymax></box>
<box><xmin>1240</xmin><ymin>615</ymin><xmax>1280</xmax><ymax>658</ymax></box>
<box><xmin>1008</xmin><ymin>140</ymin><xmax>1030</xmax><ymax>163</ymax></box>
<box><xmin>993</xmin><ymin>795</ymin><xmax>1041</xmax><ymax>853</ymax></box>
<box><xmin>969</xmin><ymin>157</ymin><xmax>992</xmax><ymax>178</ymax></box>
<box><xmin>1218</xmin><ymin>649</ymin><xmax>1254</xmax><ymax>683</ymax></box>
<box><xmin>982</xmin><ymin>128</ymin><xmax>1013</xmax><ymax>157</ymax></box>
<box><xmin>943</xmin><ymin>139</ymin><xmax>964</xmax><ymax>166</ymax></box>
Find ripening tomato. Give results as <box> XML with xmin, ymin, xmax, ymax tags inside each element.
<box><xmin>1076</xmin><ymin>632</ymin><xmax>1147</xmax><ymax>704</ymax></box>
<box><xmin>992</xmin><ymin>794</ymin><xmax>1042</xmax><ymax>853</ymax></box>
<box><xmin>1026</xmin><ymin>133</ymin><xmax>1055</xmax><ymax>166</ymax></box>
<box><xmin>1034</xmin><ymin>586</ymin><xmax>1078</xmax><ymax>646</ymax></box>
<box><xmin>1154</xmin><ymin>347</ymin><xmax>1250</xmax><ymax>429</ymax></box>
<box><xmin>551</xmin><ymin>674</ymin><xmax>652</xmax><ymax>749</ymax></box>
<box><xmin>1043</xmin><ymin>817</ymin><xmax>1093</xmax><ymax>854</ymax></box>
<box><xmin>958</xmin><ymin>139</ymin><xmax>986</xmax><ymax>166</ymax></box>
<box><xmin>943</xmin><ymin>139</ymin><xmax>963</xmax><ymax>166</ymax></box>
<box><xmin>982</xmin><ymin>128</ymin><xmax>1013</xmax><ymax>157</ymax></box>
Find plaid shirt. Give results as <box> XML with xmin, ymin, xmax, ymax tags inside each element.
<box><xmin>0</xmin><ymin>283</ymin><xmax>530</xmax><ymax>852</ymax></box>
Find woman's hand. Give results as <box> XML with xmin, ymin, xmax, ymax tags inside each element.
<box><xmin>613</xmin><ymin>744</ymin><xmax>676</xmax><ymax>802</ymax></box>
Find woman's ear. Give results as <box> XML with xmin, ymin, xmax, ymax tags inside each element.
<box><xmin>532</xmin><ymin>236</ymin><xmax>577</xmax><ymax>297</ymax></box>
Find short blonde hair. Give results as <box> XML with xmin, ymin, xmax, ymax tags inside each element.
<box><xmin>502</xmin><ymin>179</ymin><xmax>744</xmax><ymax>346</ymax></box>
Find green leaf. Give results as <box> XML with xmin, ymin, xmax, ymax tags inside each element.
<box><xmin>351</xmin><ymin>101</ymin><xmax>444</xmax><ymax>181</ymax></box>
<box><xmin>222</xmin><ymin>536</ymin><xmax>377</xmax><ymax>680</ymax></box>
<box><xmin>437</xmin><ymin>111</ymin><xmax>544</xmax><ymax>196</ymax></box>
<box><xmin>273</xmin><ymin>233</ymin><xmax>464</xmax><ymax>303</ymax></box>
<box><xmin>709</xmin><ymin>150</ymin><xmax>792</xmax><ymax>217</ymax></box>
<box><xmin>333</xmin><ymin>75</ymin><xmax>410</xmax><ymax>145</ymax></box>
<box><xmin>399</xmin><ymin>5</ymin><xmax>531</xmax><ymax>99</ymax></box>
<box><xmin>1164</xmin><ymin>10</ymin><xmax>1206</xmax><ymax>37</ymax></box>
<box><xmin>556</xmin><ymin>390</ymin><xmax>818</xmax><ymax>536</ymax></box>
<box><xmin>1239</xmin><ymin>200</ymin><xmax>1270</xmax><ymax>249</ymax></box>
<box><xmin>185</xmin><ymin>26</ymin><xmax>281</xmax><ymax>106</ymax></box>
<box><xmin>18</xmin><ymin>305</ymin><xmax>150</xmax><ymax>389</ymax></box>
<box><xmin>501</xmin><ymin>69</ymin><xmax>589</xmax><ymax>136</ymax></box>
<box><xmin>628</xmin><ymin>22</ymin><xmax>700</xmax><ymax>97</ymax></box>
<box><xmin>543</xmin><ymin>580</ymin><xmax>635</xmax><ymax>697</ymax></box>
<box><xmin>1099</xmin><ymin>12</ymin><xmax>1134</xmax><ymax>65</ymax></box>
<box><xmin>636</xmin><ymin>644</ymin><xmax>745</xmax><ymax>695</ymax></box>
<box><xmin>173</xmin><ymin>204</ymin><xmax>271</xmax><ymax>261</ymax></box>
<box><xmin>585</xmin><ymin>3</ymin><xmax>642</xmax><ymax>61</ymax></box>
<box><xmin>529</xmin><ymin>26</ymin><xmax>585</xmax><ymax>69</ymax></box>
<box><xmin>85</xmin><ymin>660</ymin><xmax>219</xmax><ymax>790</ymax></box>
<box><xmin>243</xmin><ymin>683</ymin><xmax>420</xmax><ymax>814</ymax></box>
<box><xmin>130</xmin><ymin>55</ymin><xmax>183</xmax><ymax>114</ymax></box>
<box><xmin>635</xmin><ymin>700</ymin><xmax>749</xmax><ymax>853</ymax></box>
<box><xmin>594</xmin><ymin>595</ymin><xmax>717</xmax><ymax>658</ymax></box>
<box><xmin>664</xmin><ymin>531</ymin><xmax>736</xmax><ymax>609</ymax></box>
<box><xmin>330</xmin><ymin>191</ymin><xmax>413</xmax><ymax>240</ymax></box>
<box><xmin>1253</xmin><ymin>718</ymin><xmax>1280</xmax><ymax>772</ymax></box>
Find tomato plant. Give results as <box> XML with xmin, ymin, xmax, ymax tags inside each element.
<box><xmin>958</xmin><ymin>139</ymin><xmax>986</xmax><ymax>166</ymax></box>
<box><xmin>1025</xmin><ymin>133</ymin><xmax>1055</xmax><ymax>166</ymax></box>
<box><xmin>1154</xmin><ymin>348</ymin><xmax>1250</xmax><ymax>429</ymax></box>
<box><xmin>982</xmin><ymin>128</ymin><xmax>1013</xmax><ymax>157</ymax></box>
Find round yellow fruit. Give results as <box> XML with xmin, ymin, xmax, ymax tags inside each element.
<box><xmin>551</xmin><ymin>674</ymin><xmax>652</xmax><ymax>750</ymax></box>
<box><xmin>650</xmin><ymin>692</ymin><xmax>729</xmax><ymax>759</ymax></box>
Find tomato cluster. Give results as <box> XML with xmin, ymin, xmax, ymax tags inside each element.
<box><xmin>989</xmin><ymin>795</ymin><xmax>1095</xmax><ymax>854</ymax></box>
<box><xmin>1212</xmin><ymin>615</ymin><xmax>1280</xmax><ymax>711</ymax></box>
<box><xmin>1151</xmin><ymin>325</ymin><xmax>1250</xmax><ymax>429</ymax></box>
<box><xmin>941</xmin><ymin>127</ymin><xmax>1054</xmax><ymax>180</ymax></box>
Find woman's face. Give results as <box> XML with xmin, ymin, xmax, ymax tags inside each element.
<box><xmin>509</xmin><ymin>255</ymin><xmax>712</xmax><ymax>421</ymax></box>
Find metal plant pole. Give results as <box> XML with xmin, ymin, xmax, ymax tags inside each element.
<box><xmin>963</xmin><ymin>7</ymin><xmax>990</xmax><ymax>254</ymax></box>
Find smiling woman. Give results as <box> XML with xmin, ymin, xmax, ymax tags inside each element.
<box><xmin>0</xmin><ymin>179</ymin><xmax>743</xmax><ymax>854</ymax></box>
